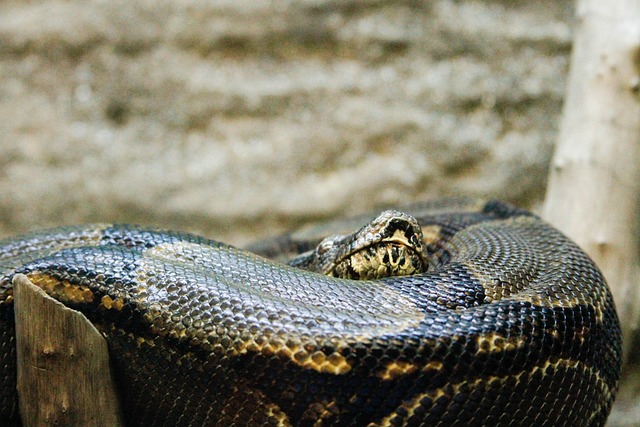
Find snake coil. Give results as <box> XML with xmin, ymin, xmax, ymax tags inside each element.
<box><xmin>0</xmin><ymin>199</ymin><xmax>622</xmax><ymax>426</ymax></box>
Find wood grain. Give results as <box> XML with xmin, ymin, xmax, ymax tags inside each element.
<box><xmin>13</xmin><ymin>274</ymin><xmax>124</xmax><ymax>426</ymax></box>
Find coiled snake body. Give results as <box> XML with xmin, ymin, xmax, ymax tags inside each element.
<box><xmin>0</xmin><ymin>199</ymin><xmax>622</xmax><ymax>426</ymax></box>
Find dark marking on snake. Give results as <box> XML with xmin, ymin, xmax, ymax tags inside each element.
<box><xmin>0</xmin><ymin>198</ymin><xmax>622</xmax><ymax>426</ymax></box>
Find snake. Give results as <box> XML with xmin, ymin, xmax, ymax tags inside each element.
<box><xmin>0</xmin><ymin>198</ymin><xmax>622</xmax><ymax>426</ymax></box>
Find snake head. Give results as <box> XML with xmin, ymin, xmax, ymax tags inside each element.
<box><xmin>291</xmin><ymin>210</ymin><xmax>429</xmax><ymax>280</ymax></box>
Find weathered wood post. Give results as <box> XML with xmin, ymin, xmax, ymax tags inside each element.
<box><xmin>13</xmin><ymin>274</ymin><xmax>124</xmax><ymax>426</ymax></box>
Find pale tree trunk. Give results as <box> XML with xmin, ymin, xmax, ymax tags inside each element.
<box><xmin>542</xmin><ymin>0</ymin><xmax>640</xmax><ymax>422</ymax></box>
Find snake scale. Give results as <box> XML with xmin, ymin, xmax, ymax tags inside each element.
<box><xmin>0</xmin><ymin>198</ymin><xmax>622</xmax><ymax>426</ymax></box>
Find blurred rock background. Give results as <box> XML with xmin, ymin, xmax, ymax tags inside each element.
<box><xmin>0</xmin><ymin>0</ymin><xmax>572</xmax><ymax>245</ymax></box>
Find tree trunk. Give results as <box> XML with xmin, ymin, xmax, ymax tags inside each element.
<box><xmin>13</xmin><ymin>274</ymin><xmax>124</xmax><ymax>426</ymax></box>
<box><xmin>542</xmin><ymin>0</ymin><xmax>640</xmax><ymax>423</ymax></box>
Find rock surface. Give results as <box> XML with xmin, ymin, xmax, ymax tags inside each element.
<box><xmin>0</xmin><ymin>0</ymin><xmax>572</xmax><ymax>244</ymax></box>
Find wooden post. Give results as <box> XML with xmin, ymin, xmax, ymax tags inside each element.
<box><xmin>13</xmin><ymin>274</ymin><xmax>124</xmax><ymax>426</ymax></box>
<box><xmin>542</xmin><ymin>1</ymin><xmax>640</xmax><ymax>422</ymax></box>
<box><xmin>542</xmin><ymin>1</ymin><xmax>640</xmax><ymax>364</ymax></box>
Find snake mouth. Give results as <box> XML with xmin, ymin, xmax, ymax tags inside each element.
<box><xmin>289</xmin><ymin>210</ymin><xmax>431</xmax><ymax>280</ymax></box>
<box><xmin>285</xmin><ymin>209</ymin><xmax>430</xmax><ymax>280</ymax></box>
<box><xmin>327</xmin><ymin>240</ymin><xmax>428</xmax><ymax>280</ymax></box>
<box><xmin>322</xmin><ymin>211</ymin><xmax>430</xmax><ymax>280</ymax></box>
